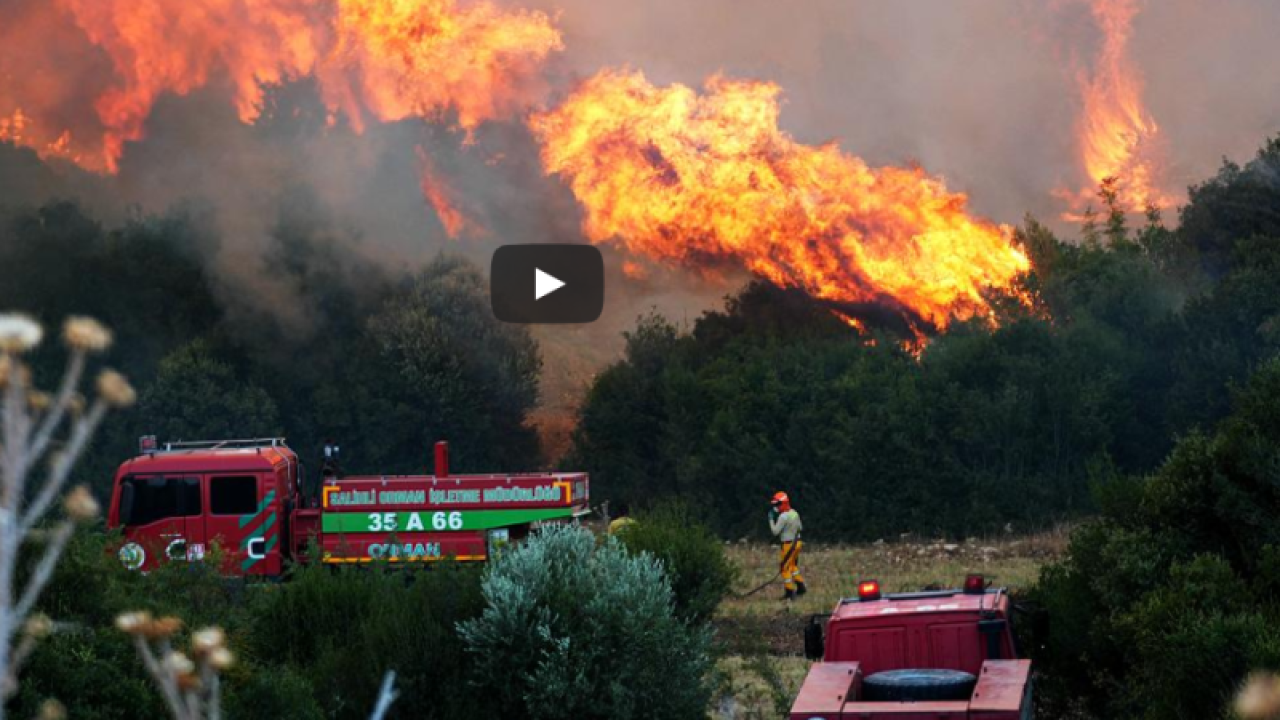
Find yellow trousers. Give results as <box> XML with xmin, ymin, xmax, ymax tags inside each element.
<box><xmin>780</xmin><ymin>540</ymin><xmax>804</xmax><ymax>591</ymax></box>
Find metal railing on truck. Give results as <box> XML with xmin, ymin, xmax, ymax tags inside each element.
<box><xmin>143</xmin><ymin>437</ymin><xmax>290</xmax><ymax>452</ymax></box>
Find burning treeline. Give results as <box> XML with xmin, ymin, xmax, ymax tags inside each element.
<box><xmin>0</xmin><ymin>0</ymin><xmax>563</xmax><ymax>173</ymax></box>
<box><xmin>0</xmin><ymin>0</ymin><xmax>1043</xmax><ymax>334</ymax></box>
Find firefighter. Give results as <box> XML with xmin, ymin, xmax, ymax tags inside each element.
<box><xmin>769</xmin><ymin>491</ymin><xmax>806</xmax><ymax>601</ymax></box>
<box><xmin>608</xmin><ymin>502</ymin><xmax>637</xmax><ymax>535</ymax></box>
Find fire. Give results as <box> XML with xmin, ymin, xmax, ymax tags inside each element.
<box><xmin>530</xmin><ymin>69</ymin><xmax>1031</xmax><ymax>332</ymax></box>
<box><xmin>0</xmin><ymin>109</ymin><xmax>28</xmax><ymax>148</ymax></box>
<box><xmin>621</xmin><ymin>261</ymin><xmax>648</xmax><ymax>280</ymax></box>
<box><xmin>0</xmin><ymin>0</ymin><xmax>562</xmax><ymax>173</ymax></box>
<box><xmin>417</xmin><ymin>146</ymin><xmax>483</xmax><ymax>239</ymax></box>
<box><xmin>1064</xmin><ymin>0</ymin><xmax>1171</xmax><ymax>214</ymax></box>
<box><xmin>325</xmin><ymin>0</ymin><xmax>562</xmax><ymax>134</ymax></box>
<box><xmin>0</xmin><ymin>109</ymin><xmax>81</xmax><ymax>165</ymax></box>
<box><xmin>833</xmin><ymin>312</ymin><xmax>868</xmax><ymax>334</ymax></box>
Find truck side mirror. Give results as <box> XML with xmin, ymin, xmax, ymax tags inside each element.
<box><xmin>804</xmin><ymin>616</ymin><xmax>826</xmax><ymax>660</ymax></box>
<box><xmin>119</xmin><ymin>482</ymin><xmax>135</xmax><ymax>525</ymax></box>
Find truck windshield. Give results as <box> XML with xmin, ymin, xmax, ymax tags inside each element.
<box><xmin>122</xmin><ymin>476</ymin><xmax>201</xmax><ymax>526</ymax></box>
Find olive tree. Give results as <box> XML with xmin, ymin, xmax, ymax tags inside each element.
<box><xmin>459</xmin><ymin>524</ymin><xmax>714</xmax><ymax>720</ymax></box>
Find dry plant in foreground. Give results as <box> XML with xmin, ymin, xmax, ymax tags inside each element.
<box><xmin>115</xmin><ymin>614</ymin><xmax>233</xmax><ymax>720</ymax></box>
<box><xmin>0</xmin><ymin>313</ymin><xmax>132</xmax><ymax>718</ymax></box>
<box><xmin>116</xmin><ymin>611</ymin><xmax>399</xmax><ymax>720</ymax></box>
<box><xmin>1238</xmin><ymin>673</ymin><xmax>1280</xmax><ymax>720</ymax></box>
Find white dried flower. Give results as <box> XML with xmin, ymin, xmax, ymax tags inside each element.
<box><xmin>208</xmin><ymin>646</ymin><xmax>234</xmax><ymax>671</ymax></box>
<box><xmin>24</xmin><ymin>613</ymin><xmax>53</xmax><ymax>639</ymax></box>
<box><xmin>36</xmin><ymin>699</ymin><xmax>66</xmax><ymax>720</ymax></box>
<box><xmin>114</xmin><ymin>610</ymin><xmax>153</xmax><ymax>635</ymax></box>
<box><xmin>0</xmin><ymin>313</ymin><xmax>42</xmax><ymax>353</ymax></box>
<box><xmin>62</xmin><ymin>316</ymin><xmax>113</xmax><ymax>352</ymax></box>
<box><xmin>191</xmin><ymin>627</ymin><xmax>226</xmax><ymax>655</ymax></box>
<box><xmin>96</xmin><ymin>369</ymin><xmax>136</xmax><ymax>408</ymax></box>
<box><xmin>1237</xmin><ymin>673</ymin><xmax>1280</xmax><ymax>720</ymax></box>
<box><xmin>162</xmin><ymin>651</ymin><xmax>195</xmax><ymax>677</ymax></box>
<box><xmin>64</xmin><ymin>485</ymin><xmax>100</xmax><ymax>522</ymax></box>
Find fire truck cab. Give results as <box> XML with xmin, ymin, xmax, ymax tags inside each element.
<box><xmin>791</xmin><ymin>576</ymin><xmax>1033</xmax><ymax>720</ymax></box>
<box><xmin>108</xmin><ymin>438</ymin><xmax>300</xmax><ymax>575</ymax></box>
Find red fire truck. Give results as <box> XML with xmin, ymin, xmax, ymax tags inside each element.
<box><xmin>106</xmin><ymin>437</ymin><xmax>589</xmax><ymax>576</ymax></box>
<box><xmin>790</xmin><ymin>576</ymin><xmax>1034</xmax><ymax>720</ymax></box>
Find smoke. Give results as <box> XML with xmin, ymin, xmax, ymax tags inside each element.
<box><xmin>2</xmin><ymin>0</ymin><xmax>1280</xmax><ymax>424</ymax></box>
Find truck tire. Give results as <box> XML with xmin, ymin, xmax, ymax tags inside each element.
<box><xmin>861</xmin><ymin>669</ymin><xmax>977</xmax><ymax>702</ymax></box>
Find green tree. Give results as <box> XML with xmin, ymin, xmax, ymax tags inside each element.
<box><xmin>0</xmin><ymin>201</ymin><xmax>226</xmax><ymax>487</ymax></box>
<box><xmin>138</xmin><ymin>339</ymin><xmax>281</xmax><ymax>441</ymax></box>
<box><xmin>1098</xmin><ymin>176</ymin><xmax>1130</xmax><ymax>248</ymax></box>
<box><xmin>1179</xmin><ymin>135</ymin><xmax>1280</xmax><ymax>278</ymax></box>
<box><xmin>326</xmin><ymin>253</ymin><xmax>542</xmax><ymax>473</ymax></box>
<box><xmin>614</xmin><ymin>502</ymin><xmax>737</xmax><ymax>623</ymax></box>
<box><xmin>564</xmin><ymin>312</ymin><xmax>686</xmax><ymax>509</ymax></box>
<box><xmin>570</xmin><ymin>269</ymin><xmax>1176</xmax><ymax>541</ymax></box>
<box><xmin>459</xmin><ymin>525</ymin><xmax>714</xmax><ymax>720</ymax></box>
<box><xmin>1031</xmin><ymin>358</ymin><xmax>1280</xmax><ymax>719</ymax></box>
<box><xmin>248</xmin><ymin>561</ymin><xmax>486</xmax><ymax>720</ymax></box>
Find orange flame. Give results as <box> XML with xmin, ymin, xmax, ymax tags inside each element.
<box><xmin>1064</xmin><ymin>0</ymin><xmax>1171</xmax><ymax>214</ymax></box>
<box><xmin>1</xmin><ymin>0</ymin><xmax>562</xmax><ymax>173</ymax></box>
<box><xmin>530</xmin><ymin>69</ymin><xmax>1030</xmax><ymax>332</ymax></box>
<box><xmin>621</xmin><ymin>261</ymin><xmax>648</xmax><ymax>280</ymax></box>
<box><xmin>0</xmin><ymin>108</ymin><xmax>82</xmax><ymax>165</ymax></box>
<box><xmin>416</xmin><ymin>146</ymin><xmax>484</xmax><ymax>238</ymax></box>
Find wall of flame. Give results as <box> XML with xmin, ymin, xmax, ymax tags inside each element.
<box><xmin>530</xmin><ymin>70</ymin><xmax>1030</xmax><ymax>331</ymax></box>
<box><xmin>13</xmin><ymin>0</ymin><xmax>1216</xmax><ymax>333</ymax></box>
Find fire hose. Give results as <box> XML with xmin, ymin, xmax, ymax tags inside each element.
<box><xmin>733</xmin><ymin>535</ymin><xmax>801</xmax><ymax>598</ymax></box>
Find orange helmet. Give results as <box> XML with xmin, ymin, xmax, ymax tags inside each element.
<box><xmin>771</xmin><ymin>491</ymin><xmax>791</xmax><ymax>512</ymax></box>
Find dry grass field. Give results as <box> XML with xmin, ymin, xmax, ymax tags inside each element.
<box><xmin>710</xmin><ymin>529</ymin><xmax>1070</xmax><ymax>719</ymax></box>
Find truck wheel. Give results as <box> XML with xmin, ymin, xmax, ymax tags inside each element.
<box><xmin>861</xmin><ymin>669</ymin><xmax>977</xmax><ymax>702</ymax></box>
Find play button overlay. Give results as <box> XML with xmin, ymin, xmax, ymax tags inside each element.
<box><xmin>491</xmin><ymin>244</ymin><xmax>604</xmax><ymax>324</ymax></box>
<box><xmin>535</xmin><ymin>268</ymin><xmax>565</xmax><ymax>300</ymax></box>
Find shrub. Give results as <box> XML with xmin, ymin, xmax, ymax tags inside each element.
<box><xmin>225</xmin><ymin>666</ymin><xmax>325</xmax><ymax>720</ymax></box>
<box><xmin>21</xmin><ymin>529</ymin><xmax>488</xmax><ymax>720</ymax></box>
<box><xmin>10</xmin><ymin>629</ymin><xmax>163</xmax><ymax>720</ymax></box>
<box><xmin>614</xmin><ymin>502</ymin><xmax>737</xmax><ymax>623</ymax></box>
<box><xmin>247</xmin><ymin>560</ymin><xmax>485</xmax><ymax>720</ymax></box>
<box><xmin>459</xmin><ymin>524</ymin><xmax>714</xmax><ymax>720</ymax></box>
<box><xmin>12</xmin><ymin>530</ymin><xmax>249</xmax><ymax>719</ymax></box>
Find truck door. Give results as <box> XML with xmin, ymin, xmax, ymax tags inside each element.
<box><xmin>116</xmin><ymin>475</ymin><xmax>202</xmax><ymax>570</ymax></box>
<box><xmin>201</xmin><ymin>474</ymin><xmax>275</xmax><ymax>576</ymax></box>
